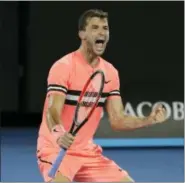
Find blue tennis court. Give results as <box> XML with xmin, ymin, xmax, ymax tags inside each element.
<box><xmin>1</xmin><ymin>128</ymin><xmax>184</xmax><ymax>182</ymax></box>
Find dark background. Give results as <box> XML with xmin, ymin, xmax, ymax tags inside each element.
<box><xmin>1</xmin><ymin>1</ymin><xmax>184</xmax><ymax>131</ymax></box>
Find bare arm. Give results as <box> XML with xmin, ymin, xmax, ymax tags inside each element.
<box><xmin>106</xmin><ymin>97</ymin><xmax>166</xmax><ymax>130</ymax></box>
<box><xmin>44</xmin><ymin>59</ymin><xmax>75</xmax><ymax>148</ymax></box>
<box><xmin>46</xmin><ymin>94</ymin><xmax>66</xmax><ymax>132</ymax></box>
<box><xmin>46</xmin><ymin>93</ymin><xmax>75</xmax><ymax>148</ymax></box>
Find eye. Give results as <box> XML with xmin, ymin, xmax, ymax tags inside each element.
<box><xmin>103</xmin><ymin>26</ymin><xmax>109</xmax><ymax>30</ymax></box>
<box><xmin>92</xmin><ymin>25</ymin><xmax>99</xmax><ymax>29</ymax></box>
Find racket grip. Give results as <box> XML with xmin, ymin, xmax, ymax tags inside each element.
<box><xmin>48</xmin><ymin>148</ymin><xmax>66</xmax><ymax>178</ymax></box>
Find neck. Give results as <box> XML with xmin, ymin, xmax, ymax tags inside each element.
<box><xmin>79</xmin><ymin>44</ymin><xmax>99</xmax><ymax>67</ymax></box>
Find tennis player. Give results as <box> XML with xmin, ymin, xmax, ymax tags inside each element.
<box><xmin>37</xmin><ymin>9</ymin><xmax>167</xmax><ymax>182</ymax></box>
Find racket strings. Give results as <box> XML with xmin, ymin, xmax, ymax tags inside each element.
<box><xmin>78</xmin><ymin>86</ymin><xmax>93</xmax><ymax>122</ymax></box>
<box><xmin>81</xmin><ymin>90</ymin><xmax>94</xmax><ymax>109</ymax></box>
<box><xmin>77</xmin><ymin>74</ymin><xmax>102</xmax><ymax>123</ymax></box>
<box><xmin>79</xmin><ymin>83</ymin><xmax>98</xmax><ymax>121</ymax></box>
<box><xmin>83</xmin><ymin>82</ymin><xmax>99</xmax><ymax>107</ymax></box>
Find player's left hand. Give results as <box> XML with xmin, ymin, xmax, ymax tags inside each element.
<box><xmin>149</xmin><ymin>104</ymin><xmax>167</xmax><ymax>124</ymax></box>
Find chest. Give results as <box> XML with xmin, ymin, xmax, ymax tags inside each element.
<box><xmin>68</xmin><ymin>63</ymin><xmax>111</xmax><ymax>94</ymax></box>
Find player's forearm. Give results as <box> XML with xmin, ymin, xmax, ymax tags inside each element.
<box><xmin>46</xmin><ymin>107</ymin><xmax>63</xmax><ymax>132</ymax></box>
<box><xmin>111</xmin><ymin>114</ymin><xmax>154</xmax><ymax>130</ymax></box>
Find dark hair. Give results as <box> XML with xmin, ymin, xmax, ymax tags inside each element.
<box><xmin>78</xmin><ymin>9</ymin><xmax>108</xmax><ymax>31</ymax></box>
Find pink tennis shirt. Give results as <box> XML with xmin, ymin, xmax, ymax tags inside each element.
<box><xmin>37</xmin><ymin>50</ymin><xmax>120</xmax><ymax>154</ymax></box>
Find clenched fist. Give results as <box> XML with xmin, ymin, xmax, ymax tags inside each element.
<box><xmin>56</xmin><ymin>132</ymin><xmax>75</xmax><ymax>149</ymax></box>
<box><xmin>149</xmin><ymin>104</ymin><xmax>167</xmax><ymax>124</ymax></box>
<box><xmin>51</xmin><ymin>124</ymin><xmax>75</xmax><ymax>149</ymax></box>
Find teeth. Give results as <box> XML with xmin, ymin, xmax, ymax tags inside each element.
<box><xmin>96</xmin><ymin>43</ymin><xmax>103</xmax><ymax>49</ymax></box>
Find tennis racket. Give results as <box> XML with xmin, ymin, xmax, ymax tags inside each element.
<box><xmin>48</xmin><ymin>69</ymin><xmax>105</xmax><ymax>178</ymax></box>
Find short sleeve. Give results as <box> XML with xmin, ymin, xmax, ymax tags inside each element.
<box><xmin>47</xmin><ymin>58</ymin><xmax>71</xmax><ymax>96</ymax></box>
<box><xmin>107</xmin><ymin>69</ymin><xmax>121</xmax><ymax>100</ymax></box>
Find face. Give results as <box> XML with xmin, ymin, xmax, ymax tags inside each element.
<box><xmin>80</xmin><ymin>17</ymin><xmax>110</xmax><ymax>56</ymax></box>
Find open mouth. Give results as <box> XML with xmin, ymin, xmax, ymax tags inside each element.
<box><xmin>95</xmin><ymin>39</ymin><xmax>105</xmax><ymax>51</ymax></box>
<box><xmin>95</xmin><ymin>39</ymin><xmax>105</xmax><ymax>45</ymax></box>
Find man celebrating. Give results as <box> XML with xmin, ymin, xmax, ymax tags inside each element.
<box><xmin>37</xmin><ymin>9</ymin><xmax>167</xmax><ymax>182</ymax></box>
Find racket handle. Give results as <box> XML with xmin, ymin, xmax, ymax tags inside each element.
<box><xmin>48</xmin><ymin>148</ymin><xmax>66</xmax><ymax>178</ymax></box>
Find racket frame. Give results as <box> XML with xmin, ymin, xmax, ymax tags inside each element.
<box><xmin>69</xmin><ymin>69</ymin><xmax>105</xmax><ymax>135</ymax></box>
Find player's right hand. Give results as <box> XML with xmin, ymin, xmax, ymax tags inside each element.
<box><xmin>56</xmin><ymin>132</ymin><xmax>75</xmax><ymax>149</ymax></box>
<box><xmin>52</xmin><ymin>124</ymin><xmax>75</xmax><ymax>149</ymax></box>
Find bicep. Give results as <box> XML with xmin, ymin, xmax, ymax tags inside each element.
<box><xmin>46</xmin><ymin>59</ymin><xmax>71</xmax><ymax>129</ymax></box>
<box><xmin>46</xmin><ymin>93</ymin><xmax>66</xmax><ymax>130</ymax></box>
<box><xmin>106</xmin><ymin>97</ymin><xmax>125</xmax><ymax>126</ymax></box>
<box><xmin>47</xmin><ymin>62</ymin><xmax>69</xmax><ymax>112</ymax></box>
<box><xmin>106</xmin><ymin>68</ymin><xmax>123</xmax><ymax>123</ymax></box>
<box><xmin>48</xmin><ymin>93</ymin><xmax>66</xmax><ymax>112</ymax></box>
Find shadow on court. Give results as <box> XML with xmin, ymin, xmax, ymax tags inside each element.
<box><xmin>1</xmin><ymin>128</ymin><xmax>184</xmax><ymax>182</ymax></box>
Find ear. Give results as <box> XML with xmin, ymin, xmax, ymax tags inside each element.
<box><xmin>79</xmin><ymin>30</ymin><xmax>86</xmax><ymax>40</ymax></box>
